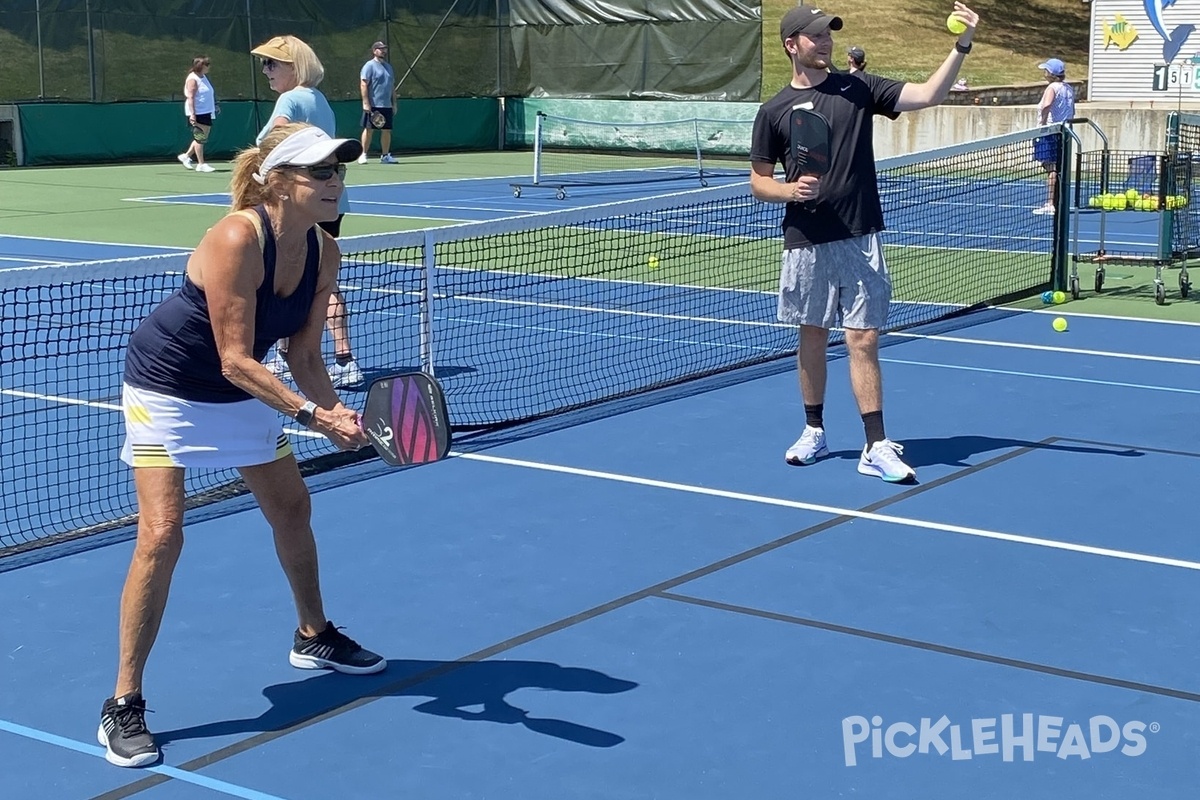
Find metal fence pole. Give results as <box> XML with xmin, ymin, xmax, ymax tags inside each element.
<box><xmin>246</xmin><ymin>0</ymin><xmax>260</xmax><ymax>127</ymax></box>
<box><xmin>35</xmin><ymin>0</ymin><xmax>45</xmax><ymax>99</ymax></box>
<box><xmin>86</xmin><ymin>0</ymin><xmax>97</xmax><ymax>101</ymax></box>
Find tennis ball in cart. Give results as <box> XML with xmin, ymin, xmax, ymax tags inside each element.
<box><xmin>946</xmin><ymin>15</ymin><xmax>967</xmax><ymax>34</ymax></box>
<box><xmin>1052</xmin><ymin>317</ymin><xmax>1068</xmax><ymax>332</ymax></box>
<box><xmin>1125</xmin><ymin>188</ymin><xmax>1139</xmax><ymax>202</ymax></box>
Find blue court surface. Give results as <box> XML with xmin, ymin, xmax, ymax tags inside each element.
<box><xmin>130</xmin><ymin>172</ymin><xmax>750</xmax><ymax>224</ymax></box>
<box><xmin>0</xmin><ymin>234</ymin><xmax>186</xmax><ymax>271</ymax></box>
<box><xmin>4</xmin><ymin>305</ymin><xmax>1200</xmax><ymax>799</ymax></box>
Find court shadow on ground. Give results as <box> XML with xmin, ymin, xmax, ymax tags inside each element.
<box><xmin>157</xmin><ymin>659</ymin><xmax>637</xmax><ymax>749</ymax></box>
<box><xmin>827</xmin><ymin>435</ymin><xmax>1144</xmax><ymax>469</ymax></box>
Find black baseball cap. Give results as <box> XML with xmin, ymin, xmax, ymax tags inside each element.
<box><xmin>848</xmin><ymin>46</ymin><xmax>866</xmax><ymax>61</ymax></box>
<box><xmin>780</xmin><ymin>6</ymin><xmax>844</xmax><ymax>41</ymax></box>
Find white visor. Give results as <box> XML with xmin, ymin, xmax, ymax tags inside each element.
<box><xmin>253</xmin><ymin>127</ymin><xmax>363</xmax><ymax>184</ymax></box>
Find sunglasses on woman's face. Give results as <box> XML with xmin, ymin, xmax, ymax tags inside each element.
<box><xmin>260</xmin><ymin>58</ymin><xmax>280</xmax><ymax>71</ymax></box>
<box><xmin>285</xmin><ymin>163</ymin><xmax>347</xmax><ymax>181</ymax></box>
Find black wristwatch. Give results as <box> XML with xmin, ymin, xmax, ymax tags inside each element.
<box><xmin>955</xmin><ymin>41</ymin><xmax>972</xmax><ymax>55</ymax></box>
<box><xmin>294</xmin><ymin>400</ymin><xmax>318</xmax><ymax>427</ymax></box>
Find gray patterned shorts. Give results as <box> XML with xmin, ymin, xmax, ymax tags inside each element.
<box><xmin>777</xmin><ymin>232</ymin><xmax>891</xmax><ymax>330</ymax></box>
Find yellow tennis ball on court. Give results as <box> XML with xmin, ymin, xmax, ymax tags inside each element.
<box><xmin>946</xmin><ymin>15</ymin><xmax>967</xmax><ymax>34</ymax></box>
<box><xmin>1052</xmin><ymin>316</ymin><xmax>1068</xmax><ymax>332</ymax></box>
<box><xmin>648</xmin><ymin>255</ymin><xmax>660</xmax><ymax>269</ymax></box>
<box><xmin>1052</xmin><ymin>290</ymin><xmax>1066</xmax><ymax>304</ymax></box>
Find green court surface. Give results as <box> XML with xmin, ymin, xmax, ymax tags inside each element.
<box><xmin>0</xmin><ymin>152</ymin><xmax>538</xmax><ymax>246</ymax></box>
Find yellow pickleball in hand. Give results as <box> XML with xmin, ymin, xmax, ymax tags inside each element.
<box><xmin>946</xmin><ymin>15</ymin><xmax>967</xmax><ymax>35</ymax></box>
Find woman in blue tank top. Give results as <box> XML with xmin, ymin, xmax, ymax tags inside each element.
<box><xmin>98</xmin><ymin>124</ymin><xmax>385</xmax><ymax>771</ymax></box>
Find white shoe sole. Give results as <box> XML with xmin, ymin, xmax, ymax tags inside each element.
<box><xmin>289</xmin><ymin>651</ymin><xmax>386</xmax><ymax>675</ymax></box>
<box><xmin>97</xmin><ymin>724</ymin><xmax>159</xmax><ymax>768</ymax></box>
<box><xmin>857</xmin><ymin>461</ymin><xmax>916</xmax><ymax>483</ymax></box>
<box><xmin>785</xmin><ymin>446</ymin><xmax>829</xmax><ymax>466</ymax></box>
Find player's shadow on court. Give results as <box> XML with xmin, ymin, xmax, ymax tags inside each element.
<box><xmin>156</xmin><ymin>659</ymin><xmax>637</xmax><ymax>749</ymax></box>
<box><xmin>830</xmin><ymin>435</ymin><xmax>1143</xmax><ymax>469</ymax></box>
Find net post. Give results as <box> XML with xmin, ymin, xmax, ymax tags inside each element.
<box><xmin>1051</xmin><ymin>125</ymin><xmax>1072</xmax><ymax>292</ymax></box>
<box><xmin>1157</xmin><ymin>153</ymin><xmax>1174</xmax><ymax>262</ymax></box>
<box><xmin>532</xmin><ymin>111</ymin><xmax>544</xmax><ymax>185</ymax></box>
<box><xmin>1161</xmin><ymin>112</ymin><xmax>1182</xmax><ymax>261</ymax></box>
<box><xmin>420</xmin><ymin>230</ymin><xmax>437</xmax><ymax>378</ymax></box>
<box><xmin>692</xmin><ymin>119</ymin><xmax>704</xmax><ymax>182</ymax></box>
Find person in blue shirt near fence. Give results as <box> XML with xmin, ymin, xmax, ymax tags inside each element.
<box><xmin>1033</xmin><ymin>58</ymin><xmax>1076</xmax><ymax>215</ymax></box>
<box><xmin>358</xmin><ymin>41</ymin><xmax>398</xmax><ymax>164</ymax></box>
<box><xmin>251</xmin><ymin>34</ymin><xmax>364</xmax><ymax>389</ymax></box>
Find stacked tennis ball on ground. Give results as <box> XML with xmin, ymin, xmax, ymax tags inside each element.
<box><xmin>1086</xmin><ymin>188</ymin><xmax>1189</xmax><ymax>210</ymax></box>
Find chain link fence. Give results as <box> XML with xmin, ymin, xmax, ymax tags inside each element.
<box><xmin>0</xmin><ymin>0</ymin><xmax>760</xmax><ymax>104</ymax></box>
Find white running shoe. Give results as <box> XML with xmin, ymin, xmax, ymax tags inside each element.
<box><xmin>356</xmin><ymin>153</ymin><xmax>368</xmax><ymax>165</ymax></box>
<box><xmin>785</xmin><ymin>426</ymin><xmax>830</xmax><ymax>466</ymax></box>
<box><xmin>177</xmin><ymin>153</ymin><xmax>194</xmax><ymax>170</ymax></box>
<box><xmin>1032</xmin><ymin>203</ymin><xmax>1055</xmax><ymax>215</ymax></box>
<box><xmin>328</xmin><ymin>359</ymin><xmax>364</xmax><ymax>388</ymax></box>
<box><xmin>264</xmin><ymin>350</ymin><xmax>291</xmax><ymax>381</ymax></box>
<box><xmin>858</xmin><ymin>439</ymin><xmax>916</xmax><ymax>483</ymax></box>
<box><xmin>380</xmin><ymin>154</ymin><xmax>397</xmax><ymax>164</ymax></box>
<box><xmin>195</xmin><ymin>163</ymin><xmax>215</xmax><ymax>173</ymax></box>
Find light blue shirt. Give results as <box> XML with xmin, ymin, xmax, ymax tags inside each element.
<box><xmin>360</xmin><ymin>60</ymin><xmax>395</xmax><ymax>109</ymax></box>
<box><xmin>1044</xmin><ymin>82</ymin><xmax>1076</xmax><ymax>124</ymax></box>
<box><xmin>257</xmin><ymin>87</ymin><xmax>347</xmax><ymax>214</ymax></box>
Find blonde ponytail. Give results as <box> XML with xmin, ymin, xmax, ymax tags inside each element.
<box><xmin>229</xmin><ymin>122</ymin><xmax>310</xmax><ymax>211</ymax></box>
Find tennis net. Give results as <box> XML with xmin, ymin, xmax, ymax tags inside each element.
<box><xmin>0</xmin><ymin>126</ymin><xmax>1063</xmax><ymax>557</ymax></box>
<box><xmin>513</xmin><ymin>112</ymin><xmax>753</xmax><ymax>196</ymax></box>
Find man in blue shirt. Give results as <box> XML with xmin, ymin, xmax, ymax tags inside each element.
<box><xmin>359</xmin><ymin>41</ymin><xmax>397</xmax><ymax>164</ymax></box>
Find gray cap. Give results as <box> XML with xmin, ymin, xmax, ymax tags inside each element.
<box><xmin>847</xmin><ymin>46</ymin><xmax>866</xmax><ymax>61</ymax></box>
<box><xmin>780</xmin><ymin>6</ymin><xmax>844</xmax><ymax>41</ymax></box>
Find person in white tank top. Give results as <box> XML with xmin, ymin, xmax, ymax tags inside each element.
<box><xmin>1033</xmin><ymin>58</ymin><xmax>1076</xmax><ymax>214</ymax></box>
<box><xmin>177</xmin><ymin>56</ymin><xmax>218</xmax><ymax>173</ymax></box>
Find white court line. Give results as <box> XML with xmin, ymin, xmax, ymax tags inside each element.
<box><xmin>886</xmin><ymin>331</ymin><xmax>1200</xmax><ymax>366</ymax></box>
<box><xmin>0</xmin><ymin>232</ymin><xmax>190</xmax><ymax>251</ymax></box>
<box><xmin>1026</xmin><ymin>308</ymin><xmax>1200</xmax><ymax>328</ymax></box>
<box><xmin>0</xmin><ymin>388</ymin><xmax>121</xmax><ymax>410</ymax></box>
<box><xmin>454</xmin><ymin>451</ymin><xmax>1200</xmax><ymax>572</ymax></box>
<box><xmin>879</xmin><ymin>357</ymin><xmax>1200</xmax><ymax>396</ymax></box>
<box><xmin>0</xmin><ymin>257</ymin><xmax>66</xmax><ymax>268</ymax></box>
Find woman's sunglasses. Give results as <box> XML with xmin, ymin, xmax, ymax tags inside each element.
<box><xmin>284</xmin><ymin>163</ymin><xmax>347</xmax><ymax>181</ymax></box>
<box><xmin>260</xmin><ymin>58</ymin><xmax>281</xmax><ymax>71</ymax></box>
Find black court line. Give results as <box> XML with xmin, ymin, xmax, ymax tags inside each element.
<box><xmin>656</xmin><ymin>591</ymin><xmax>1200</xmax><ymax>704</ymax></box>
<box><xmin>88</xmin><ymin>439</ymin><xmax>1048</xmax><ymax>800</ymax></box>
<box><xmin>1059</xmin><ymin>436</ymin><xmax>1200</xmax><ymax>460</ymax></box>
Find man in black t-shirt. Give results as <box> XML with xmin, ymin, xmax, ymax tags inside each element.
<box><xmin>750</xmin><ymin>2</ymin><xmax>979</xmax><ymax>483</ymax></box>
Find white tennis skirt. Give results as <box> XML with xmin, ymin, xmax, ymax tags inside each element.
<box><xmin>120</xmin><ymin>382</ymin><xmax>293</xmax><ymax>469</ymax></box>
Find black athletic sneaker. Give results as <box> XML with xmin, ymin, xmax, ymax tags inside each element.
<box><xmin>289</xmin><ymin>621</ymin><xmax>386</xmax><ymax>675</ymax></box>
<box><xmin>98</xmin><ymin>693</ymin><xmax>160</xmax><ymax>768</ymax></box>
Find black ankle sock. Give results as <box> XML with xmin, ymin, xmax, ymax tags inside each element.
<box><xmin>335</xmin><ymin>353</ymin><xmax>354</xmax><ymax>366</ymax></box>
<box><xmin>862</xmin><ymin>410</ymin><xmax>885</xmax><ymax>447</ymax></box>
<box><xmin>804</xmin><ymin>404</ymin><xmax>824</xmax><ymax>429</ymax></box>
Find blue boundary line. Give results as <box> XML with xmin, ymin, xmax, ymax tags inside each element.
<box><xmin>0</xmin><ymin>718</ymin><xmax>292</xmax><ymax>800</ymax></box>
